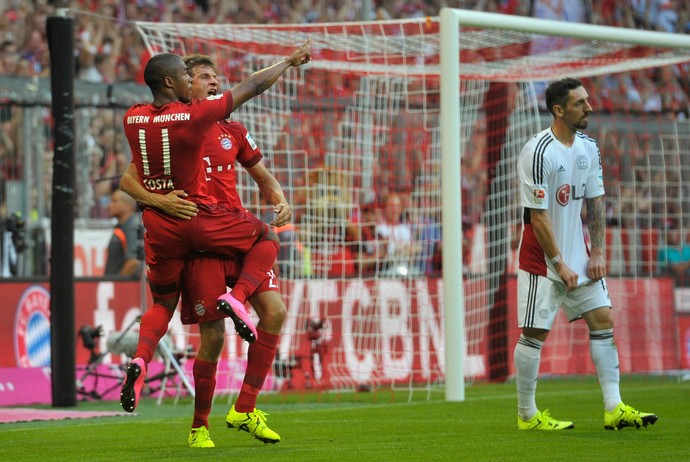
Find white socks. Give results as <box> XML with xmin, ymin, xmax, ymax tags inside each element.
<box><xmin>515</xmin><ymin>329</ymin><xmax>622</xmax><ymax>418</ymax></box>
<box><xmin>589</xmin><ymin>328</ymin><xmax>622</xmax><ymax>412</ymax></box>
<box><xmin>514</xmin><ymin>334</ymin><xmax>543</xmax><ymax>420</ymax></box>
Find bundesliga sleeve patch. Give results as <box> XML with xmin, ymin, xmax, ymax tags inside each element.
<box><xmin>533</xmin><ymin>188</ymin><xmax>545</xmax><ymax>204</ymax></box>
<box><xmin>246</xmin><ymin>132</ymin><xmax>258</xmax><ymax>150</ymax></box>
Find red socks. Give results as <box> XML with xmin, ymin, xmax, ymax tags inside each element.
<box><xmin>134</xmin><ymin>304</ymin><xmax>173</xmax><ymax>364</ymax></box>
<box><xmin>192</xmin><ymin>359</ymin><xmax>218</xmax><ymax>429</ymax></box>
<box><xmin>234</xmin><ymin>330</ymin><xmax>279</xmax><ymax>412</ymax></box>
<box><xmin>232</xmin><ymin>239</ymin><xmax>279</xmax><ymax>303</ymax></box>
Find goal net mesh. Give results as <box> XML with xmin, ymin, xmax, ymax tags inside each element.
<box><xmin>132</xmin><ymin>15</ymin><xmax>689</xmax><ymax>396</ymax></box>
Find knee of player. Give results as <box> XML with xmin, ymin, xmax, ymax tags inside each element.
<box><xmin>204</xmin><ymin>333</ymin><xmax>226</xmax><ymax>353</ymax></box>
<box><xmin>586</xmin><ymin>306</ymin><xmax>614</xmax><ymax>330</ymax></box>
<box><xmin>199</xmin><ymin>323</ymin><xmax>226</xmax><ymax>352</ymax></box>
<box><xmin>153</xmin><ymin>293</ymin><xmax>180</xmax><ymax>312</ymax></box>
<box><xmin>259</xmin><ymin>299</ymin><xmax>287</xmax><ymax>327</ymax></box>
<box><xmin>270</xmin><ymin>302</ymin><xmax>288</xmax><ymax>324</ymax></box>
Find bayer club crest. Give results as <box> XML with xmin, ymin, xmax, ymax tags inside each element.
<box><xmin>14</xmin><ymin>286</ymin><xmax>51</xmax><ymax>367</ymax></box>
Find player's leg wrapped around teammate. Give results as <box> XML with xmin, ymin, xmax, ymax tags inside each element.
<box><xmin>120</xmin><ymin>357</ymin><xmax>147</xmax><ymax>413</ymax></box>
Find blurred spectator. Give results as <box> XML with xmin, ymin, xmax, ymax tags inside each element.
<box><xmin>0</xmin><ymin>40</ymin><xmax>19</xmax><ymax>75</ymax></box>
<box><xmin>656</xmin><ymin>65</ymin><xmax>689</xmax><ymax>118</ymax></box>
<box><xmin>631</xmin><ymin>69</ymin><xmax>663</xmax><ymax>113</ymax></box>
<box><xmin>591</xmin><ymin>0</ymin><xmax>634</xmax><ymax>27</ymax></box>
<box><xmin>20</xmin><ymin>28</ymin><xmax>48</xmax><ymax>77</ymax></box>
<box><xmin>375</xmin><ymin>192</ymin><xmax>421</xmax><ymax>276</ymax></box>
<box><xmin>602</xmin><ymin>73</ymin><xmax>643</xmax><ymax>112</ymax></box>
<box><xmin>346</xmin><ymin>201</ymin><xmax>382</xmax><ymax>277</ymax></box>
<box><xmin>104</xmin><ymin>188</ymin><xmax>142</xmax><ymax>279</ymax></box>
<box><xmin>410</xmin><ymin>202</ymin><xmax>442</xmax><ymax>276</ymax></box>
<box><xmin>92</xmin><ymin>126</ymin><xmax>128</xmax><ymax>216</ymax></box>
<box><xmin>657</xmin><ymin>226</ymin><xmax>690</xmax><ymax>285</ymax></box>
<box><xmin>534</xmin><ymin>0</ymin><xmax>590</xmax><ymax>22</ymax></box>
<box><xmin>654</xmin><ymin>0</ymin><xmax>679</xmax><ymax>32</ymax></box>
<box><xmin>77</xmin><ymin>48</ymin><xmax>104</xmax><ymax>82</ymax></box>
<box><xmin>115</xmin><ymin>26</ymin><xmax>148</xmax><ymax>82</ymax></box>
<box><xmin>630</xmin><ymin>0</ymin><xmax>678</xmax><ymax>31</ymax></box>
<box><xmin>0</xmin><ymin>117</ymin><xmax>16</xmax><ymax>175</ymax></box>
<box><xmin>678</xmin><ymin>0</ymin><xmax>690</xmax><ymax>32</ymax></box>
<box><xmin>630</xmin><ymin>0</ymin><xmax>653</xmax><ymax>28</ymax></box>
<box><xmin>0</xmin><ymin>209</ymin><xmax>26</xmax><ymax>276</ymax></box>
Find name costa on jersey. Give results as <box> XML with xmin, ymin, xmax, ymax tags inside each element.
<box><xmin>143</xmin><ymin>177</ymin><xmax>174</xmax><ymax>191</ymax></box>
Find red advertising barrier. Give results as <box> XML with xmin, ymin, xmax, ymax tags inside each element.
<box><xmin>1</xmin><ymin>280</ymin><xmax>149</xmax><ymax>368</ymax></box>
<box><xmin>678</xmin><ymin>315</ymin><xmax>690</xmax><ymax>370</ymax></box>
<box><xmin>0</xmin><ymin>277</ymin><xmax>681</xmax><ymax>405</ymax></box>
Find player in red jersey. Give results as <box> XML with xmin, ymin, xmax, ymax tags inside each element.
<box><xmin>121</xmin><ymin>54</ymin><xmax>290</xmax><ymax>446</ymax></box>
<box><xmin>118</xmin><ymin>40</ymin><xmax>310</xmax><ymax>415</ymax></box>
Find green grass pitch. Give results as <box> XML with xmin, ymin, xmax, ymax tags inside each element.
<box><xmin>0</xmin><ymin>376</ymin><xmax>687</xmax><ymax>461</ymax></box>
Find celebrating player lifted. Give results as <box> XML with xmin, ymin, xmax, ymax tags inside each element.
<box><xmin>119</xmin><ymin>40</ymin><xmax>311</xmax><ymax>416</ymax></box>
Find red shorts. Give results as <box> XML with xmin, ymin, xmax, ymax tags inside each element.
<box><xmin>142</xmin><ymin>203</ymin><xmax>269</xmax><ymax>299</ymax></box>
<box><xmin>179</xmin><ymin>252</ymin><xmax>281</xmax><ymax>325</ymax></box>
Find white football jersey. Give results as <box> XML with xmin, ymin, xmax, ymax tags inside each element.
<box><xmin>517</xmin><ymin>127</ymin><xmax>604</xmax><ymax>283</ymax></box>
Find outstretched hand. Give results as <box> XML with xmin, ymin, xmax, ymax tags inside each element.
<box><xmin>288</xmin><ymin>38</ymin><xmax>312</xmax><ymax>67</ymax></box>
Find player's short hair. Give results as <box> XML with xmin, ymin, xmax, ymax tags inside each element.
<box><xmin>143</xmin><ymin>53</ymin><xmax>183</xmax><ymax>91</ymax></box>
<box><xmin>545</xmin><ymin>77</ymin><xmax>583</xmax><ymax>117</ymax></box>
<box><xmin>183</xmin><ymin>54</ymin><xmax>217</xmax><ymax>76</ymax></box>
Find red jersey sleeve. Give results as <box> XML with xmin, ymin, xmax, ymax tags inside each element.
<box><xmin>227</xmin><ymin>121</ymin><xmax>263</xmax><ymax>168</ymax></box>
<box><xmin>189</xmin><ymin>90</ymin><xmax>234</xmax><ymax>131</ymax></box>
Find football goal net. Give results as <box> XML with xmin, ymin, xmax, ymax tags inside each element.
<box><xmin>128</xmin><ymin>9</ymin><xmax>690</xmax><ymax>401</ymax></box>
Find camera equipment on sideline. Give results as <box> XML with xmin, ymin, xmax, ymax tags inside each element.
<box><xmin>1</xmin><ymin>211</ymin><xmax>26</xmax><ymax>276</ymax></box>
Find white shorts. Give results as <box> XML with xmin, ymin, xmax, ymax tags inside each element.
<box><xmin>516</xmin><ymin>269</ymin><xmax>612</xmax><ymax>330</ymax></box>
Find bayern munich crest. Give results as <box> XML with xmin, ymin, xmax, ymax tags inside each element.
<box><xmin>219</xmin><ymin>135</ymin><xmax>232</xmax><ymax>150</ymax></box>
<box><xmin>14</xmin><ymin>286</ymin><xmax>51</xmax><ymax>367</ymax></box>
<box><xmin>194</xmin><ymin>301</ymin><xmax>206</xmax><ymax>317</ymax></box>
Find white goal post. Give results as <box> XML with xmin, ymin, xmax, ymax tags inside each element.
<box><xmin>441</xmin><ymin>8</ymin><xmax>690</xmax><ymax>401</ymax></box>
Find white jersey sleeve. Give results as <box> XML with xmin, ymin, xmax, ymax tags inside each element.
<box><xmin>517</xmin><ymin>129</ymin><xmax>557</xmax><ymax>211</ymax></box>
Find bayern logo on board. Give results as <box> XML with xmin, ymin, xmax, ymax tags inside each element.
<box><xmin>14</xmin><ymin>286</ymin><xmax>51</xmax><ymax>367</ymax></box>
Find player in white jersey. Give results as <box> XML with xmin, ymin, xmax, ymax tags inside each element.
<box><xmin>514</xmin><ymin>77</ymin><xmax>657</xmax><ymax>431</ymax></box>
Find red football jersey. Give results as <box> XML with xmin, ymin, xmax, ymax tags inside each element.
<box><xmin>202</xmin><ymin>120</ymin><xmax>262</xmax><ymax>208</ymax></box>
<box><xmin>122</xmin><ymin>90</ymin><xmax>234</xmax><ymax>204</ymax></box>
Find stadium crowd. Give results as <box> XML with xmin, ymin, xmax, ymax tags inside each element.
<box><xmin>1</xmin><ymin>0</ymin><xmax>690</xmax><ymax>279</ymax></box>
<box><xmin>1</xmin><ymin>1</ymin><xmax>689</xmax><ymax>104</ymax></box>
